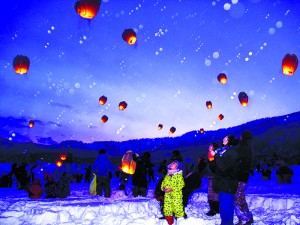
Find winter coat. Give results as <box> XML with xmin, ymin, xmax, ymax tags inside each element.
<box><xmin>132</xmin><ymin>156</ymin><xmax>148</xmax><ymax>188</ymax></box>
<box><xmin>161</xmin><ymin>171</ymin><xmax>185</xmax><ymax>217</ymax></box>
<box><xmin>212</xmin><ymin>146</ymin><xmax>238</xmax><ymax>194</ymax></box>
<box><xmin>92</xmin><ymin>154</ymin><xmax>114</xmax><ymax>177</ymax></box>
<box><xmin>28</xmin><ymin>179</ymin><xmax>43</xmax><ymax>199</ymax></box>
<box><xmin>236</xmin><ymin>139</ymin><xmax>253</xmax><ymax>183</ymax></box>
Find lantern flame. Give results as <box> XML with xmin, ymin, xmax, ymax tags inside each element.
<box><xmin>217</xmin><ymin>73</ymin><xmax>227</xmax><ymax>84</ymax></box>
<box><xmin>121</xmin><ymin>150</ymin><xmax>136</xmax><ymax>175</ymax></box>
<box><xmin>56</xmin><ymin>160</ymin><xmax>63</xmax><ymax>167</ymax></box>
<box><xmin>28</xmin><ymin>120</ymin><xmax>34</xmax><ymax>128</ymax></box>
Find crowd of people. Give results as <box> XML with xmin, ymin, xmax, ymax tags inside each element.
<box><xmin>0</xmin><ymin>130</ymin><xmax>296</xmax><ymax>225</ymax></box>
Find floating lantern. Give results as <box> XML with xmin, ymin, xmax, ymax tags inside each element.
<box><xmin>101</xmin><ymin>115</ymin><xmax>108</xmax><ymax>123</ymax></box>
<box><xmin>119</xmin><ymin>101</ymin><xmax>128</xmax><ymax>111</ymax></box>
<box><xmin>74</xmin><ymin>0</ymin><xmax>101</xmax><ymax>19</ymax></box>
<box><xmin>200</xmin><ymin>128</ymin><xmax>204</xmax><ymax>133</ymax></box>
<box><xmin>99</xmin><ymin>95</ymin><xmax>107</xmax><ymax>105</ymax></box>
<box><xmin>56</xmin><ymin>160</ymin><xmax>63</xmax><ymax>167</ymax></box>
<box><xmin>158</xmin><ymin>124</ymin><xmax>163</xmax><ymax>130</ymax></box>
<box><xmin>282</xmin><ymin>53</ymin><xmax>298</xmax><ymax>75</ymax></box>
<box><xmin>206</xmin><ymin>101</ymin><xmax>212</xmax><ymax>109</ymax></box>
<box><xmin>59</xmin><ymin>153</ymin><xmax>67</xmax><ymax>161</ymax></box>
<box><xmin>169</xmin><ymin>127</ymin><xmax>176</xmax><ymax>134</ymax></box>
<box><xmin>217</xmin><ymin>73</ymin><xmax>227</xmax><ymax>84</ymax></box>
<box><xmin>121</xmin><ymin>150</ymin><xmax>136</xmax><ymax>175</ymax></box>
<box><xmin>238</xmin><ymin>92</ymin><xmax>249</xmax><ymax>106</ymax></box>
<box><xmin>13</xmin><ymin>55</ymin><xmax>30</xmax><ymax>74</ymax></box>
<box><xmin>28</xmin><ymin>120</ymin><xmax>34</xmax><ymax>128</ymax></box>
<box><xmin>122</xmin><ymin>29</ymin><xmax>137</xmax><ymax>45</ymax></box>
<box><xmin>218</xmin><ymin>114</ymin><xmax>224</xmax><ymax>120</ymax></box>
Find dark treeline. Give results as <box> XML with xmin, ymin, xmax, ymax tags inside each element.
<box><xmin>0</xmin><ymin>111</ymin><xmax>300</xmax><ymax>165</ymax></box>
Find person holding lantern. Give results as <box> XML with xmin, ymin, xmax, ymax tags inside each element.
<box><xmin>204</xmin><ymin>142</ymin><xmax>220</xmax><ymax>216</ymax></box>
<box><xmin>212</xmin><ymin>134</ymin><xmax>239</xmax><ymax>225</ymax></box>
<box><xmin>161</xmin><ymin>160</ymin><xmax>185</xmax><ymax>225</ymax></box>
<box><xmin>92</xmin><ymin>149</ymin><xmax>115</xmax><ymax>198</ymax></box>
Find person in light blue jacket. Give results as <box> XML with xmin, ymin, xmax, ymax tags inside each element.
<box><xmin>92</xmin><ymin>149</ymin><xmax>114</xmax><ymax>198</ymax></box>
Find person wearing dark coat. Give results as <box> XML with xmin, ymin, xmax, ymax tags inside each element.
<box><xmin>28</xmin><ymin>178</ymin><xmax>43</xmax><ymax>199</ymax></box>
<box><xmin>92</xmin><ymin>149</ymin><xmax>115</xmax><ymax>198</ymax></box>
<box><xmin>132</xmin><ymin>153</ymin><xmax>148</xmax><ymax>197</ymax></box>
<box><xmin>205</xmin><ymin>142</ymin><xmax>220</xmax><ymax>216</ymax></box>
<box><xmin>56</xmin><ymin>172</ymin><xmax>71</xmax><ymax>198</ymax></box>
<box><xmin>234</xmin><ymin>130</ymin><xmax>254</xmax><ymax>225</ymax></box>
<box><xmin>212</xmin><ymin>134</ymin><xmax>239</xmax><ymax>225</ymax></box>
<box><xmin>170</xmin><ymin>150</ymin><xmax>183</xmax><ymax>163</ymax></box>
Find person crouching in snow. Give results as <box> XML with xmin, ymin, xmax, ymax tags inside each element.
<box><xmin>161</xmin><ymin>160</ymin><xmax>185</xmax><ymax>225</ymax></box>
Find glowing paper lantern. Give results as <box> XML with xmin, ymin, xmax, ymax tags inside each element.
<box><xmin>206</xmin><ymin>101</ymin><xmax>212</xmax><ymax>109</ymax></box>
<box><xmin>59</xmin><ymin>153</ymin><xmax>67</xmax><ymax>161</ymax></box>
<box><xmin>238</xmin><ymin>92</ymin><xmax>249</xmax><ymax>106</ymax></box>
<box><xmin>169</xmin><ymin>127</ymin><xmax>176</xmax><ymax>134</ymax></box>
<box><xmin>119</xmin><ymin>101</ymin><xmax>128</xmax><ymax>111</ymax></box>
<box><xmin>101</xmin><ymin>115</ymin><xmax>108</xmax><ymax>123</ymax></box>
<box><xmin>218</xmin><ymin>114</ymin><xmax>224</xmax><ymax>120</ymax></box>
<box><xmin>28</xmin><ymin>120</ymin><xmax>35</xmax><ymax>128</ymax></box>
<box><xmin>13</xmin><ymin>55</ymin><xmax>30</xmax><ymax>74</ymax></box>
<box><xmin>56</xmin><ymin>160</ymin><xmax>63</xmax><ymax>167</ymax></box>
<box><xmin>99</xmin><ymin>95</ymin><xmax>107</xmax><ymax>105</ymax></box>
<box><xmin>74</xmin><ymin>0</ymin><xmax>101</xmax><ymax>19</ymax></box>
<box><xmin>217</xmin><ymin>73</ymin><xmax>227</xmax><ymax>84</ymax></box>
<box><xmin>200</xmin><ymin>128</ymin><xmax>204</xmax><ymax>133</ymax></box>
<box><xmin>158</xmin><ymin>124</ymin><xmax>163</xmax><ymax>130</ymax></box>
<box><xmin>282</xmin><ymin>53</ymin><xmax>298</xmax><ymax>76</ymax></box>
<box><xmin>122</xmin><ymin>29</ymin><xmax>137</xmax><ymax>45</ymax></box>
<box><xmin>121</xmin><ymin>150</ymin><xmax>136</xmax><ymax>175</ymax></box>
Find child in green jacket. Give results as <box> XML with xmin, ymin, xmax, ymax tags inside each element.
<box><xmin>161</xmin><ymin>160</ymin><xmax>185</xmax><ymax>225</ymax></box>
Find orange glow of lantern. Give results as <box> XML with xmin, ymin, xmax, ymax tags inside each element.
<box><xmin>206</xmin><ymin>101</ymin><xmax>212</xmax><ymax>109</ymax></box>
<box><xmin>101</xmin><ymin>115</ymin><xmax>108</xmax><ymax>123</ymax></box>
<box><xmin>28</xmin><ymin>120</ymin><xmax>35</xmax><ymax>128</ymax></box>
<box><xmin>200</xmin><ymin>128</ymin><xmax>204</xmax><ymax>133</ymax></box>
<box><xmin>122</xmin><ymin>29</ymin><xmax>137</xmax><ymax>45</ymax></box>
<box><xmin>119</xmin><ymin>101</ymin><xmax>128</xmax><ymax>111</ymax></box>
<box><xmin>99</xmin><ymin>95</ymin><xmax>107</xmax><ymax>105</ymax></box>
<box><xmin>158</xmin><ymin>124</ymin><xmax>163</xmax><ymax>130</ymax></box>
<box><xmin>282</xmin><ymin>53</ymin><xmax>298</xmax><ymax>76</ymax></box>
<box><xmin>169</xmin><ymin>127</ymin><xmax>176</xmax><ymax>134</ymax></box>
<box><xmin>217</xmin><ymin>73</ymin><xmax>227</xmax><ymax>84</ymax></box>
<box><xmin>13</xmin><ymin>55</ymin><xmax>30</xmax><ymax>75</ymax></box>
<box><xmin>218</xmin><ymin>114</ymin><xmax>224</xmax><ymax>120</ymax></box>
<box><xmin>59</xmin><ymin>153</ymin><xmax>67</xmax><ymax>161</ymax></box>
<box><xmin>238</xmin><ymin>92</ymin><xmax>249</xmax><ymax>106</ymax></box>
<box><xmin>56</xmin><ymin>160</ymin><xmax>63</xmax><ymax>167</ymax></box>
<box><xmin>121</xmin><ymin>150</ymin><xmax>136</xmax><ymax>175</ymax></box>
<box><xmin>74</xmin><ymin>0</ymin><xmax>101</xmax><ymax>19</ymax></box>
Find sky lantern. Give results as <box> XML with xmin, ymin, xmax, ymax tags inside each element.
<box><xmin>101</xmin><ymin>115</ymin><xmax>108</xmax><ymax>123</ymax></box>
<box><xmin>169</xmin><ymin>127</ymin><xmax>176</xmax><ymax>134</ymax></box>
<box><xmin>13</xmin><ymin>55</ymin><xmax>30</xmax><ymax>75</ymax></box>
<box><xmin>206</xmin><ymin>101</ymin><xmax>212</xmax><ymax>109</ymax></box>
<box><xmin>28</xmin><ymin>120</ymin><xmax>34</xmax><ymax>128</ymax></box>
<box><xmin>74</xmin><ymin>0</ymin><xmax>101</xmax><ymax>19</ymax></box>
<box><xmin>217</xmin><ymin>73</ymin><xmax>227</xmax><ymax>84</ymax></box>
<box><xmin>120</xmin><ymin>150</ymin><xmax>136</xmax><ymax>175</ymax></box>
<box><xmin>238</xmin><ymin>91</ymin><xmax>249</xmax><ymax>106</ymax></box>
<box><xmin>59</xmin><ymin>153</ymin><xmax>67</xmax><ymax>161</ymax></box>
<box><xmin>200</xmin><ymin>128</ymin><xmax>204</xmax><ymax>133</ymax></box>
<box><xmin>282</xmin><ymin>53</ymin><xmax>298</xmax><ymax>76</ymax></box>
<box><xmin>119</xmin><ymin>101</ymin><xmax>128</xmax><ymax>111</ymax></box>
<box><xmin>56</xmin><ymin>160</ymin><xmax>63</xmax><ymax>167</ymax></box>
<box><xmin>158</xmin><ymin>124</ymin><xmax>163</xmax><ymax>130</ymax></box>
<box><xmin>99</xmin><ymin>95</ymin><xmax>107</xmax><ymax>105</ymax></box>
<box><xmin>122</xmin><ymin>29</ymin><xmax>137</xmax><ymax>45</ymax></box>
<box><xmin>218</xmin><ymin>114</ymin><xmax>224</xmax><ymax>120</ymax></box>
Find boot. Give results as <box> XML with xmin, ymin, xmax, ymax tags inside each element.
<box><xmin>213</xmin><ymin>201</ymin><xmax>220</xmax><ymax>214</ymax></box>
<box><xmin>206</xmin><ymin>200</ymin><xmax>217</xmax><ymax>216</ymax></box>
<box><xmin>165</xmin><ymin>216</ymin><xmax>174</xmax><ymax>225</ymax></box>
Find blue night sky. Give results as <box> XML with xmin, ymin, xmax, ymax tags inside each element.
<box><xmin>0</xmin><ymin>0</ymin><xmax>299</xmax><ymax>144</ymax></box>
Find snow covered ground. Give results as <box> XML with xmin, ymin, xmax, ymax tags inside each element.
<box><xmin>0</xmin><ymin>166</ymin><xmax>299</xmax><ymax>225</ymax></box>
